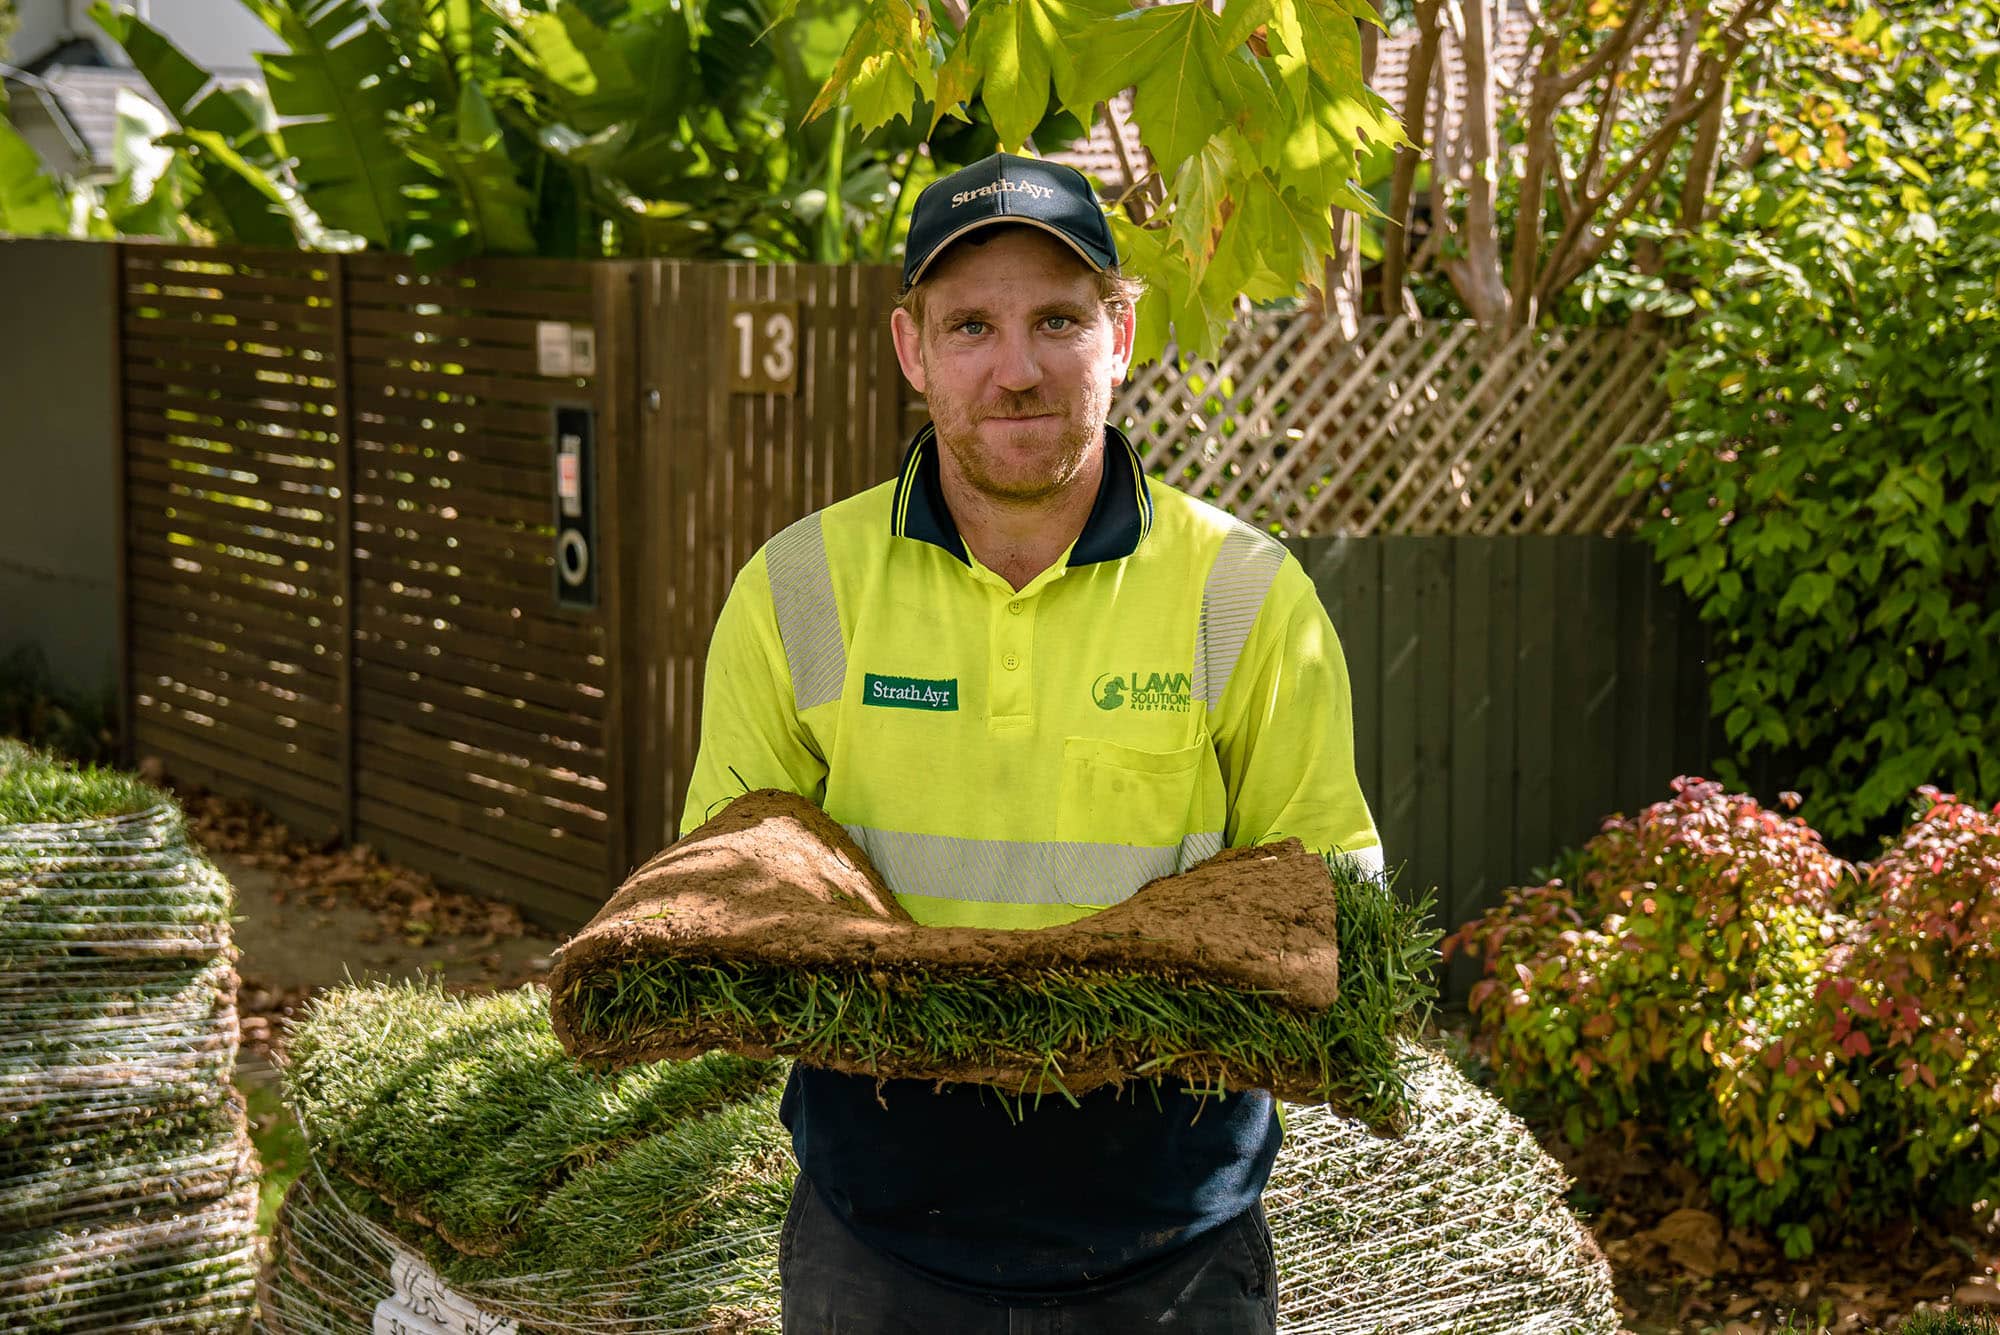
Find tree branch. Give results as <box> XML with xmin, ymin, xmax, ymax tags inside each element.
<box><xmin>1506</xmin><ymin>29</ymin><xmax>1565</xmax><ymax>330</ymax></box>
<box><xmin>1677</xmin><ymin>73</ymin><xmax>1729</xmax><ymax>232</ymax></box>
<box><xmin>1535</xmin><ymin>0</ymin><xmax>1775</xmax><ymax>312</ymax></box>
<box><xmin>1100</xmin><ymin>97</ymin><xmax>1151</xmax><ymax>226</ymax></box>
<box><xmin>1549</xmin><ymin>1</ymin><xmax>1661</xmax><ymax>100</ymax></box>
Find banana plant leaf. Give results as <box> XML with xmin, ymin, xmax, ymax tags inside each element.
<box><xmin>89</xmin><ymin>1</ymin><xmax>303</xmax><ymax>247</ymax></box>
<box><xmin>397</xmin><ymin>81</ymin><xmax>537</xmax><ymax>257</ymax></box>
<box><xmin>242</xmin><ymin>0</ymin><xmax>436</xmax><ymax>248</ymax></box>
<box><xmin>0</xmin><ymin>123</ymin><xmax>69</xmax><ymax>237</ymax></box>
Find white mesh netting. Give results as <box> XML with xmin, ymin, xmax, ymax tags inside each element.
<box><xmin>260</xmin><ymin>1006</ymin><xmax>1615</xmax><ymax>1335</ymax></box>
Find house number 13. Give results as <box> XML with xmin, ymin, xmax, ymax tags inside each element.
<box><xmin>726</xmin><ymin>302</ymin><xmax>799</xmax><ymax>394</ymax></box>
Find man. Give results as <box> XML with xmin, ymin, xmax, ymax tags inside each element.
<box><xmin>681</xmin><ymin>152</ymin><xmax>1381</xmax><ymax>1333</ymax></box>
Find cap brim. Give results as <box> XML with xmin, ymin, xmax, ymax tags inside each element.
<box><xmin>904</xmin><ymin>216</ymin><xmax>1112</xmax><ymax>289</ymax></box>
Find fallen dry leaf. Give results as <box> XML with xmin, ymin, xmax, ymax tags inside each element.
<box><xmin>1646</xmin><ymin>1207</ymin><xmax>1727</xmax><ymax>1277</ymax></box>
<box><xmin>1955</xmin><ymin>1276</ymin><xmax>2000</xmax><ymax>1306</ymax></box>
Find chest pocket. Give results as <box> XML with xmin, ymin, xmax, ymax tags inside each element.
<box><xmin>1055</xmin><ymin>736</ymin><xmax>1210</xmax><ymax>849</ymax></box>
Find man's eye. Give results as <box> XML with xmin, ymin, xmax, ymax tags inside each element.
<box><xmin>1045</xmin><ymin>316</ymin><xmax>1072</xmax><ymax>331</ymax></box>
<box><xmin>957</xmin><ymin>320</ymin><xmax>986</xmax><ymax>336</ymax></box>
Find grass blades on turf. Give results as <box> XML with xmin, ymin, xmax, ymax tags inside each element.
<box><xmin>283</xmin><ymin>982</ymin><xmax>787</xmax><ymax>1256</ymax></box>
<box><xmin>1904</xmin><ymin>1315</ymin><xmax>2000</xmax><ymax>1335</ymax></box>
<box><xmin>0</xmin><ymin>741</ymin><xmax>173</xmax><ymax>828</ymax></box>
<box><xmin>277</xmin><ymin>982</ymin><xmax>794</xmax><ymax>1329</ymax></box>
<box><xmin>0</xmin><ymin>740</ymin><xmax>260</xmax><ymax>1333</ymax></box>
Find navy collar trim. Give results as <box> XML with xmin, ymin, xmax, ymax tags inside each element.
<box><xmin>890</xmin><ymin>423</ymin><xmax>1153</xmax><ymax>568</ymax></box>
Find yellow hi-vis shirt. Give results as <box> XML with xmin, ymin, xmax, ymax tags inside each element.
<box><xmin>680</xmin><ymin>423</ymin><xmax>1383</xmax><ymax>922</ymax></box>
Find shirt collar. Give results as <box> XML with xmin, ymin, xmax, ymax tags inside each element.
<box><xmin>890</xmin><ymin>422</ymin><xmax>1154</xmax><ymax>568</ymax></box>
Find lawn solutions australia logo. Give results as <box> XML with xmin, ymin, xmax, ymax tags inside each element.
<box><xmin>864</xmin><ymin>673</ymin><xmax>958</xmax><ymax>711</ymax></box>
<box><xmin>1091</xmin><ymin>670</ymin><xmax>1192</xmax><ymax>713</ymax></box>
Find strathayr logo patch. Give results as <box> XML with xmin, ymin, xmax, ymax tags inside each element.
<box><xmin>864</xmin><ymin>674</ymin><xmax>958</xmax><ymax>711</ymax></box>
<box><xmin>1092</xmin><ymin>671</ymin><xmax>1191</xmax><ymax>713</ymax></box>
<box><xmin>950</xmin><ymin>178</ymin><xmax>1056</xmax><ymax>208</ymax></box>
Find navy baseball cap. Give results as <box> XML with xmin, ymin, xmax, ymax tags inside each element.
<box><xmin>901</xmin><ymin>153</ymin><xmax>1119</xmax><ymax>291</ymax></box>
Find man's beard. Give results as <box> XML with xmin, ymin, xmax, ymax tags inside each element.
<box><xmin>928</xmin><ymin>385</ymin><xmax>1109</xmax><ymax>506</ymax></box>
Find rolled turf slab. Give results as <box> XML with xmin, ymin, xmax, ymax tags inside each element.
<box><xmin>550</xmin><ymin>790</ymin><xmax>1427</xmax><ymax>1123</ymax></box>
<box><xmin>272</xmin><ymin>981</ymin><xmax>792</xmax><ymax>1332</ymax></box>
<box><xmin>0</xmin><ymin>741</ymin><xmax>260</xmax><ymax>1333</ymax></box>
<box><xmin>261</xmin><ymin>982</ymin><xmax>1616</xmax><ymax>1335</ymax></box>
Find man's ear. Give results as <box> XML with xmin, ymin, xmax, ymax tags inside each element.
<box><xmin>891</xmin><ymin>306</ymin><xmax>927</xmax><ymax>395</ymax></box>
<box><xmin>1108</xmin><ymin>301</ymin><xmax>1137</xmax><ymax>387</ymax></box>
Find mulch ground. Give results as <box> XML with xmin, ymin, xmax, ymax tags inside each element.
<box><xmin>1440</xmin><ymin>1028</ymin><xmax>2000</xmax><ymax>1333</ymax></box>
<box><xmin>161</xmin><ymin>772</ymin><xmax>554</xmax><ymax>1065</ymax></box>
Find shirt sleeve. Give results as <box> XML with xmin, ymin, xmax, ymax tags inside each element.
<box><xmin>1209</xmin><ymin>561</ymin><xmax>1383</xmax><ymax>876</ymax></box>
<box><xmin>678</xmin><ymin>550</ymin><xmax>829</xmax><ymax>839</ymax></box>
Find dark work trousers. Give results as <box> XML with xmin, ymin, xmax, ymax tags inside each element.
<box><xmin>778</xmin><ymin>1176</ymin><xmax>1279</xmax><ymax>1334</ymax></box>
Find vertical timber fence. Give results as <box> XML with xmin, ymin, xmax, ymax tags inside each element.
<box><xmin>100</xmin><ymin>242</ymin><xmax>1711</xmax><ymax>948</ymax></box>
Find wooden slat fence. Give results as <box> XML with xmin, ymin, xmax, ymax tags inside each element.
<box><xmin>1117</xmin><ymin>312</ymin><xmax>1674</xmax><ymax>537</ymax></box>
<box><xmin>123</xmin><ymin>247</ymin><xmax>348</xmax><ymax>838</ymax></box>
<box><xmin>120</xmin><ymin>246</ymin><xmax>633</xmax><ymax>923</ymax></box>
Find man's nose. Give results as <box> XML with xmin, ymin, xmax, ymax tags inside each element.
<box><xmin>991</xmin><ymin>329</ymin><xmax>1043</xmax><ymax>392</ymax></box>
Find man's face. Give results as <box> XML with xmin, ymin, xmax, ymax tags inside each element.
<box><xmin>891</xmin><ymin>227</ymin><xmax>1135</xmax><ymax>506</ymax></box>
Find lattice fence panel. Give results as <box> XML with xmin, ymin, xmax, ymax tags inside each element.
<box><xmin>1115</xmin><ymin>313</ymin><xmax>1673</xmax><ymax>536</ymax></box>
<box><xmin>344</xmin><ymin>255</ymin><xmax>612</xmax><ymax>920</ymax></box>
<box><xmin>121</xmin><ymin>246</ymin><xmax>346</xmax><ymax>837</ymax></box>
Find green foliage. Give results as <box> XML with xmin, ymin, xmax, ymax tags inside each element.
<box><xmin>1624</xmin><ymin>0</ymin><xmax>2000</xmax><ymax>838</ymax></box>
<box><xmin>1446</xmin><ymin>778</ymin><xmax>2000</xmax><ymax>1256</ymax></box>
<box><xmin>0</xmin><ymin>736</ymin><xmax>161</xmax><ymax>826</ymax></box>
<box><xmin>75</xmin><ymin>0</ymin><xmax>956</xmax><ymax>260</ymax></box>
<box><xmin>797</xmin><ymin>0</ymin><xmax>1402</xmax><ymax>362</ymax></box>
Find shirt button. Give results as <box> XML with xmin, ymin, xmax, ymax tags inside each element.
<box><xmin>1003</xmin><ymin>653</ymin><xmax>1020</xmax><ymax>671</ymax></box>
<box><xmin>1008</xmin><ymin>600</ymin><xmax>1024</xmax><ymax>614</ymax></box>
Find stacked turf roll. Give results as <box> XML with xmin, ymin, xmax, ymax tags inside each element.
<box><xmin>262</xmin><ymin>985</ymin><xmax>1615</xmax><ymax>1335</ymax></box>
<box><xmin>0</xmin><ymin>742</ymin><xmax>260</xmax><ymax>1333</ymax></box>
<box><xmin>261</xmin><ymin>982</ymin><xmax>793</xmax><ymax>1334</ymax></box>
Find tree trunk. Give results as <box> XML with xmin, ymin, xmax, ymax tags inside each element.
<box><xmin>1381</xmin><ymin>0</ymin><xmax>1443</xmax><ymax>321</ymax></box>
<box><xmin>1440</xmin><ymin>0</ymin><xmax>1508</xmax><ymax>326</ymax></box>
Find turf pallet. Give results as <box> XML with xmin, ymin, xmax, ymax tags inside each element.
<box><xmin>261</xmin><ymin>982</ymin><xmax>1616</xmax><ymax>1335</ymax></box>
<box><xmin>0</xmin><ymin>742</ymin><xmax>259</xmax><ymax>1333</ymax></box>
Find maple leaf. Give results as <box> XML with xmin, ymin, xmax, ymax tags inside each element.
<box><xmin>807</xmin><ymin>0</ymin><xmax>938</xmax><ymax>133</ymax></box>
<box><xmin>961</xmin><ymin>0</ymin><xmax>1123</xmax><ymax>147</ymax></box>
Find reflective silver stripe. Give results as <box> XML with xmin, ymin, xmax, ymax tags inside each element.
<box><xmin>1334</xmin><ymin>844</ymin><xmax>1388</xmax><ymax>882</ymax></box>
<box><xmin>765</xmin><ymin>513</ymin><xmax>846</xmax><ymax>711</ymax></box>
<box><xmin>844</xmin><ymin>826</ymin><xmax>1181</xmax><ymax>906</ymax></box>
<box><xmin>1192</xmin><ymin>524</ymin><xmax>1289</xmax><ymax>709</ymax></box>
<box><xmin>1178</xmin><ymin>829</ymin><xmax>1224</xmax><ymax>871</ymax></box>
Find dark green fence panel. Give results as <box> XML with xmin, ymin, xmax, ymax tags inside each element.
<box><xmin>1292</xmin><ymin>535</ymin><xmax>1719</xmax><ymax>999</ymax></box>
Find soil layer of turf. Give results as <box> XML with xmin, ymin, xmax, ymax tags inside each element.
<box><xmin>551</xmin><ymin>791</ymin><xmax>1435</xmax><ymax>1121</ymax></box>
